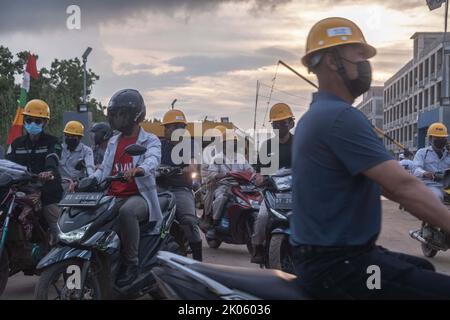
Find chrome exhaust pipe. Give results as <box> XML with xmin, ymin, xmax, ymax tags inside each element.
<box><xmin>409</xmin><ymin>229</ymin><xmax>427</xmax><ymax>244</ymax></box>
<box><xmin>409</xmin><ymin>229</ymin><xmax>445</xmax><ymax>251</ymax></box>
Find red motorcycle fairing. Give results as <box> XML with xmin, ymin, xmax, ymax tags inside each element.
<box><xmin>227</xmin><ymin>171</ymin><xmax>255</xmax><ymax>183</ymax></box>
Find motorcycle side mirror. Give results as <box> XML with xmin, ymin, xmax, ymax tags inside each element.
<box><xmin>75</xmin><ymin>159</ymin><xmax>86</xmax><ymax>171</ymax></box>
<box><xmin>124</xmin><ymin>144</ymin><xmax>147</xmax><ymax>156</ymax></box>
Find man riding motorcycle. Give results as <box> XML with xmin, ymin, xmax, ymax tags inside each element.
<box><xmin>205</xmin><ymin>129</ymin><xmax>254</xmax><ymax>238</ymax></box>
<box><xmin>59</xmin><ymin>121</ymin><xmax>95</xmax><ymax>189</ymax></box>
<box><xmin>82</xmin><ymin>89</ymin><xmax>162</xmax><ymax>287</ymax></box>
<box><xmin>6</xmin><ymin>99</ymin><xmax>63</xmax><ymax>245</ymax></box>
<box><xmin>399</xmin><ymin>152</ymin><xmax>414</xmax><ymax>173</ymax></box>
<box><xmin>201</xmin><ymin>125</ymin><xmax>228</xmax><ymax>229</ymax></box>
<box><xmin>90</xmin><ymin>122</ymin><xmax>113</xmax><ymax>167</ymax></box>
<box><xmin>250</xmin><ymin>103</ymin><xmax>294</xmax><ymax>264</ymax></box>
<box><xmin>413</xmin><ymin>123</ymin><xmax>450</xmax><ymax>202</ymax></box>
<box><xmin>160</xmin><ymin>109</ymin><xmax>203</xmax><ymax>261</ymax></box>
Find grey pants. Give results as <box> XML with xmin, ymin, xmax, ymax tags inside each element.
<box><xmin>251</xmin><ymin>201</ymin><xmax>269</xmax><ymax>246</ymax></box>
<box><xmin>171</xmin><ymin>187</ymin><xmax>201</xmax><ymax>244</ymax></box>
<box><xmin>42</xmin><ymin>204</ymin><xmax>60</xmax><ymax>244</ymax></box>
<box><xmin>203</xmin><ymin>182</ymin><xmax>215</xmax><ymax>219</ymax></box>
<box><xmin>115</xmin><ymin>196</ymin><xmax>149</xmax><ymax>265</ymax></box>
<box><xmin>212</xmin><ymin>185</ymin><xmax>230</xmax><ymax>221</ymax></box>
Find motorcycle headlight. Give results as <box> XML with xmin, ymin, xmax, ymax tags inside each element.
<box><xmin>272</xmin><ymin>175</ymin><xmax>292</xmax><ymax>191</ymax></box>
<box><xmin>58</xmin><ymin>223</ymin><xmax>92</xmax><ymax>243</ymax></box>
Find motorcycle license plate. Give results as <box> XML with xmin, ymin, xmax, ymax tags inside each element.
<box><xmin>59</xmin><ymin>192</ymin><xmax>103</xmax><ymax>207</ymax></box>
<box><xmin>274</xmin><ymin>193</ymin><xmax>292</xmax><ymax>210</ymax></box>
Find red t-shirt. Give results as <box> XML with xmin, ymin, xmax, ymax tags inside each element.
<box><xmin>109</xmin><ymin>135</ymin><xmax>139</xmax><ymax>197</ymax></box>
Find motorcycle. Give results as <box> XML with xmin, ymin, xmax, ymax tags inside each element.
<box><xmin>201</xmin><ymin>171</ymin><xmax>262</xmax><ymax>253</ymax></box>
<box><xmin>34</xmin><ymin>145</ymin><xmax>180</xmax><ymax>300</ymax></box>
<box><xmin>151</xmin><ymin>251</ymin><xmax>310</xmax><ymax>300</ymax></box>
<box><xmin>0</xmin><ymin>160</ymin><xmax>51</xmax><ymax>296</ymax></box>
<box><xmin>409</xmin><ymin>169</ymin><xmax>450</xmax><ymax>258</ymax></box>
<box><xmin>260</xmin><ymin>168</ymin><xmax>294</xmax><ymax>274</ymax></box>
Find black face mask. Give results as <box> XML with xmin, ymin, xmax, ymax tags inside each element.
<box><xmin>335</xmin><ymin>54</ymin><xmax>372</xmax><ymax>99</ymax></box>
<box><xmin>65</xmin><ymin>137</ymin><xmax>79</xmax><ymax>151</ymax></box>
<box><xmin>433</xmin><ymin>138</ymin><xmax>447</xmax><ymax>150</ymax></box>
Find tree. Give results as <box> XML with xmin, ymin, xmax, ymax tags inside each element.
<box><xmin>0</xmin><ymin>46</ymin><xmax>106</xmax><ymax>146</ymax></box>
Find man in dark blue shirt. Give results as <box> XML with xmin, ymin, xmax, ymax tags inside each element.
<box><xmin>292</xmin><ymin>17</ymin><xmax>450</xmax><ymax>299</ymax></box>
<box><xmin>160</xmin><ymin>109</ymin><xmax>203</xmax><ymax>261</ymax></box>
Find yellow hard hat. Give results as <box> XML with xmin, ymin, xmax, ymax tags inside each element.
<box><xmin>269</xmin><ymin>103</ymin><xmax>294</xmax><ymax>122</ymax></box>
<box><xmin>427</xmin><ymin>123</ymin><xmax>449</xmax><ymax>138</ymax></box>
<box><xmin>22</xmin><ymin>99</ymin><xmax>50</xmax><ymax>119</ymax></box>
<box><xmin>162</xmin><ymin>109</ymin><xmax>187</xmax><ymax>125</ymax></box>
<box><xmin>64</xmin><ymin>121</ymin><xmax>84</xmax><ymax>137</ymax></box>
<box><xmin>301</xmin><ymin>17</ymin><xmax>377</xmax><ymax>68</ymax></box>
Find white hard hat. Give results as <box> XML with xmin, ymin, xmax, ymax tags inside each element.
<box><xmin>399</xmin><ymin>153</ymin><xmax>405</xmax><ymax>160</ymax></box>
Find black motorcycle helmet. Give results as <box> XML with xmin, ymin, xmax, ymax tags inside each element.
<box><xmin>107</xmin><ymin>89</ymin><xmax>146</xmax><ymax>135</ymax></box>
<box><xmin>90</xmin><ymin>122</ymin><xmax>113</xmax><ymax>145</ymax></box>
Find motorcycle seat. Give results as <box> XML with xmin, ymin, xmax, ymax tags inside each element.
<box><xmin>190</xmin><ymin>262</ymin><xmax>311</xmax><ymax>300</ymax></box>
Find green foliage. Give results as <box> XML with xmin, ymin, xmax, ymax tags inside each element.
<box><xmin>0</xmin><ymin>46</ymin><xmax>106</xmax><ymax>146</ymax></box>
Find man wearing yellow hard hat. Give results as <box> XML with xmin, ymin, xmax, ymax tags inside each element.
<box><xmin>291</xmin><ymin>17</ymin><xmax>450</xmax><ymax>299</ymax></box>
<box><xmin>250</xmin><ymin>103</ymin><xmax>295</xmax><ymax>264</ymax></box>
<box><xmin>59</xmin><ymin>121</ymin><xmax>95</xmax><ymax>187</ymax></box>
<box><xmin>160</xmin><ymin>109</ymin><xmax>203</xmax><ymax>261</ymax></box>
<box><xmin>413</xmin><ymin>123</ymin><xmax>450</xmax><ymax>201</ymax></box>
<box><xmin>6</xmin><ymin>99</ymin><xmax>63</xmax><ymax>245</ymax></box>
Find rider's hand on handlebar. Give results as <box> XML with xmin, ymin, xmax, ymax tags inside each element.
<box><xmin>424</xmin><ymin>172</ymin><xmax>435</xmax><ymax>180</ymax></box>
<box><xmin>68</xmin><ymin>180</ymin><xmax>78</xmax><ymax>193</ymax></box>
<box><xmin>123</xmin><ymin>167</ymin><xmax>145</xmax><ymax>181</ymax></box>
<box><xmin>38</xmin><ymin>171</ymin><xmax>54</xmax><ymax>182</ymax></box>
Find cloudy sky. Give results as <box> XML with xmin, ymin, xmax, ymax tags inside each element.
<box><xmin>0</xmin><ymin>0</ymin><xmax>447</xmax><ymax>130</ymax></box>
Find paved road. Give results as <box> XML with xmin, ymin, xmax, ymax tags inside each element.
<box><xmin>2</xmin><ymin>199</ymin><xmax>450</xmax><ymax>299</ymax></box>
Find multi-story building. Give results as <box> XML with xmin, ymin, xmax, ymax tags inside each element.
<box><xmin>356</xmin><ymin>86</ymin><xmax>384</xmax><ymax>130</ymax></box>
<box><xmin>383</xmin><ymin>32</ymin><xmax>450</xmax><ymax>155</ymax></box>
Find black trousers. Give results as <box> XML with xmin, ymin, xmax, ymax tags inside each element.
<box><xmin>292</xmin><ymin>245</ymin><xmax>450</xmax><ymax>300</ymax></box>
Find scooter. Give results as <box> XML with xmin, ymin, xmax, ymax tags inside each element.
<box><xmin>410</xmin><ymin>168</ymin><xmax>450</xmax><ymax>258</ymax></box>
<box><xmin>34</xmin><ymin>145</ymin><xmax>179</xmax><ymax>300</ymax></box>
<box><xmin>260</xmin><ymin>168</ymin><xmax>294</xmax><ymax>274</ymax></box>
<box><xmin>202</xmin><ymin>171</ymin><xmax>262</xmax><ymax>253</ymax></box>
<box><xmin>0</xmin><ymin>160</ymin><xmax>51</xmax><ymax>296</ymax></box>
<box><xmin>151</xmin><ymin>251</ymin><xmax>310</xmax><ymax>300</ymax></box>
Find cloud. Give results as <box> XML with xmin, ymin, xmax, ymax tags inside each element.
<box><xmin>0</xmin><ymin>0</ymin><xmax>292</xmax><ymax>34</ymax></box>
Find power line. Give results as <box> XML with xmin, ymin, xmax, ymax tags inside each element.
<box><xmin>257</xmin><ymin>94</ymin><xmax>308</xmax><ymax>110</ymax></box>
<box><xmin>258</xmin><ymin>82</ymin><xmax>312</xmax><ymax>102</ymax></box>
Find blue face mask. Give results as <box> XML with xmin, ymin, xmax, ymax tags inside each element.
<box><xmin>24</xmin><ymin>122</ymin><xmax>43</xmax><ymax>136</ymax></box>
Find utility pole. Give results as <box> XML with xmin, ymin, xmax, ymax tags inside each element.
<box><xmin>253</xmin><ymin>80</ymin><xmax>260</xmax><ymax>132</ymax></box>
<box><xmin>79</xmin><ymin>47</ymin><xmax>92</xmax><ymax>112</ymax></box>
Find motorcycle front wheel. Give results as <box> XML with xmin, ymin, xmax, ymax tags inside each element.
<box><xmin>421</xmin><ymin>243</ymin><xmax>438</xmax><ymax>258</ymax></box>
<box><xmin>268</xmin><ymin>234</ymin><xmax>295</xmax><ymax>274</ymax></box>
<box><xmin>34</xmin><ymin>259</ymin><xmax>102</xmax><ymax>300</ymax></box>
